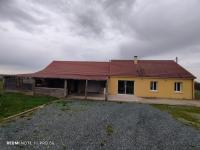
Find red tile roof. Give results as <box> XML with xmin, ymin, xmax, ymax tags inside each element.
<box><xmin>22</xmin><ymin>61</ymin><xmax>109</xmax><ymax>80</ymax></box>
<box><xmin>110</xmin><ymin>60</ymin><xmax>196</xmax><ymax>79</ymax></box>
<box><xmin>19</xmin><ymin>60</ymin><xmax>196</xmax><ymax>80</ymax></box>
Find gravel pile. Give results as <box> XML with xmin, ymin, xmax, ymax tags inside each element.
<box><xmin>0</xmin><ymin>100</ymin><xmax>200</xmax><ymax>150</ymax></box>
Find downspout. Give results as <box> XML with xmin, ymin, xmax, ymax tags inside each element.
<box><xmin>64</xmin><ymin>79</ymin><xmax>68</xmax><ymax>98</ymax></box>
<box><xmin>85</xmin><ymin>80</ymin><xmax>88</xmax><ymax>100</ymax></box>
<box><xmin>106</xmin><ymin>60</ymin><xmax>111</xmax><ymax>101</ymax></box>
<box><xmin>105</xmin><ymin>79</ymin><xmax>108</xmax><ymax>101</ymax></box>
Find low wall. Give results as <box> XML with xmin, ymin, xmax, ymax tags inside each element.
<box><xmin>34</xmin><ymin>87</ymin><xmax>64</xmax><ymax>98</ymax></box>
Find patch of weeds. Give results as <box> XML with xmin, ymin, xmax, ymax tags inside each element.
<box><xmin>106</xmin><ymin>124</ymin><xmax>114</xmax><ymax>136</ymax></box>
<box><xmin>58</xmin><ymin>113</ymin><xmax>62</xmax><ymax>116</ymax></box>
<box><xmin>33</xmin><ymin>129</ymin><xmax>38</xmax><ymax>133</ymax></box>
<box><xmin>63</xmin><ymin>146</ymin><xmax>67</xmax><ymax>150</ymax></box>
<box><xmin>18</xmin><ymin>112</ymin><xmax>34</xmax><ymax>121</ymax></box>
<box><xmin>61</xmin><ymin>108</ymin><xmax>68</xmax><ymax>111</ymax></box>
<box><xmin>0</xmin><ymin>123</ymin><xmax>7</xmax><ymax>127</ymax></box>
<box><xmin>80</xmin><ymin>101</ymin><xmax>92</xmax><ymax>106</ymax></box>
<box><xmin>190</xmin><ymin>144</ymin><xmax>196</xmax><ymax>148</ymax></box>
<box><xmin>0</xmin><ymin>118</ymin><xmax>16</xmax><ymax>126</ymax></box>
<box><xmin>26</xmin><ymin>117</ymin><xmax>32</xmax><ymax>120</ymax></box>
<box><xmin>100</xmin><ymin>140</ymin><xmax>106</xmax><ymax>147</ymax></box>
<box><xmin>19</xmin><ymin>115</ymin><xmax>26</xmax><ymax>118</ymax></box>
<box><xmin>17</xmin><ymin>145</ymin><xmax>25</xmax><ymax>149</ymax></box>
<box><xmin>56</xmin><ymin>101</ymin><xmax>89</xmax><ymax>112</ymax></box>
<box><xmin>56</xmin><ymin>101</ymin><xmax>71</xmax><ymax>111</ymax></box>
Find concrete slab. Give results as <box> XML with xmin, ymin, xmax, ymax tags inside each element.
<box><xmin>138</xmin><ymin>98</ymin><xmax>200</xmax><ymax>107</ymax></box>
<box><xmin>66</xmin><ymin>93</ymin><xmax>200</xmax><ymax>107</ymax></box>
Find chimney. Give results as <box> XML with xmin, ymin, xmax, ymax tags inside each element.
<box><xmin>134</xmin><ymin>56</ymin><xmax>138</xmax><ymax>64</ymax></box>
<box><xmin>175</xmin><ymin>57</ymin><xmax>178</xmax><ymax>63</ymax></box>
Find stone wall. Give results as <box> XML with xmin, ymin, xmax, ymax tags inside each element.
<box><xmin>34</xmin><ymin>87</ymin><xmax>64</xmax><ymax>98</ymax></box>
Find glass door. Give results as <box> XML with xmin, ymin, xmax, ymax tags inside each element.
<box><xmin>118</xmin><ymin>80</ymin><xmax>134</xmax><ymax>95</ymax></box>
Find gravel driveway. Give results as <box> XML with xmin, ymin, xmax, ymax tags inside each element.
<box><xmin>0</xmin><ymin>100</ymin><xmax>200</xmax><ymax>150</ymax></box>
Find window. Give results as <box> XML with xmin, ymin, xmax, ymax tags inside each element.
<box><xmin>150</xmin><ymin>81</ymin><xmax>157</xmax><ymax>91</ymax></box>
<box><xmin>174</xmin><ymin>82</ymin><xmax>182</xmax><ymax>92</ymax></box>
<box><xmin>118</xmin><ymin>80</ymin><xmax>134</xmax><ymax>94</ymax></box>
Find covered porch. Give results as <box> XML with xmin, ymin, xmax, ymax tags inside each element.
<box><xmin>34</xmin><ymin>78</ymin><xmax>108</xmax><ymax>100</ymax></box>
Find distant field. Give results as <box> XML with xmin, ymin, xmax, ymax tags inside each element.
<box><xmin>195</xmin><ymin>90</ymin><xmax>200</xmax><ymax>100</ymax></box>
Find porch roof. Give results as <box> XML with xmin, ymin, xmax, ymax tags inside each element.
<box><xmin>19</xmin><ymin>61</ymin><xmax>109</xmax><ymax>80</ymax></box>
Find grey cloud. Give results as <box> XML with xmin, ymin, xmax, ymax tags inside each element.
<box><xmin>102</xmin><ymin>0</ymin><xmax>136</xmax><ymax>21</ymax></box>
<box><xmin>0</xmin><ymin>0</ymin><xmax>200</xmax><ymax>80</ymax></box>
<box><xmin>118</xmin><ymin>0</ymin><xmax>200</xmax><ymax>58</ymax></box>
<box><xmin>0</xmin><ymin>0</ymin><xmax>49</xmax><ymax>32</ymax></box>
<box><xmin>73</xmin><ymin>9</ymin><xmax>105</xmax><ymax>36</ymax></box>
<box><xmin>32</xmin><ymin>0</ymin><xmax>136</xmax><ymax>37</ymax></box>
<box><xmin>0</xmin><ymin>40</ymin><xmax>47</xmax><ymax>69</ymax></box>
<box><xmin>30</xmin><ymin>0</ymin><xmax>102</xmax><ymax>36</ymax></box>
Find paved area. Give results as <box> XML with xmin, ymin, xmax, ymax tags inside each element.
<box><xmin>69</xmin><ymin>94</ymin><xmax>200</xmax><ymax>107</ymax></box>
<box><xmin>138</xmin><ymin>98</ymin><xmax>200</xmax><ymax>107</ymax></box>
<box><xmin>0</xmin><ymin>100</ymin><xmax>200</xmax><ymax>150</ymax></box>
<box><xmin>109</xmin><ymin>95</ymin><xmax>200</xmax><ymax>107</ymax></box>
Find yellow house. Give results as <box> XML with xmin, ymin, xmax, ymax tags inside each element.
<box><xmin>3</xmin><ymin>57</ymin><xmax>196</xmax><ymax>100</ymax></box>
<box><xmin>108</xmin><ymin>57</ymin><xmax>195</xmax><ymax>100</ymax></box>
<box><xmin>108</xmin><ymin>77</ymin><xmax>194</xmax><ymax>100</ymax></box>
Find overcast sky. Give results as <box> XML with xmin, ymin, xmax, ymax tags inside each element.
<box><xmin>0</xmin><ymin>0</ymin><xmax>199</xmax><ymax>81</ymax></box>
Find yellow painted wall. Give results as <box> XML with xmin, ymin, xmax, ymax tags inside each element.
<box><xmin>108</xmin><ymin>77</ymin><xmax>194</xmax><ymax>100</ymax></box>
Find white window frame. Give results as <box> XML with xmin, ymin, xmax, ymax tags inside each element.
<box><xmin>150</xmin><ymin>81</ymin><xmax>157</xmax><ymax>91</ymax></box>
<box><xmin>174</xmin><ymin>82</ymin><xmax>182</xmax><ymax>92</ymax></box>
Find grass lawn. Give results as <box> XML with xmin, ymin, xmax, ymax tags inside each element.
<box><xmin>195</xmin><ymin>90</ymin><xmax>200</xmax><ymax>100</ymax></box>
<box><xmin>0</xmin><ymin>92</ymin><xmax>57</xmax><ymax>121</ymax></box>
<box><xmin>152</xmin><ymin>104</ymin><xmax>200</xmax><ymax>128</ymax></box>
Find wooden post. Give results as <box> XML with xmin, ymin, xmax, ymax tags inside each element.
<box><xmin>16</xmin><ymin>77</ymin><xmax>20</xmax><ymax>89</ymax></box>
<box><xmin>105</xmin><ymin>80</ymin><xmax>108</xmax><ymax>101</ymax></box>
<box><xmin>85</xmin><ymin>80</ymin><xmax>88</xmax><ymax>99</ymax></box>
<box><xmin>32</xmin><ymin>78</ymin><xmax>35</xmax><ymax>95</ymax></box>
<box><xmin>2</xmin><ymin>77</ymin><xmax>5</xmax><ymax>92</ymax></box>
<box><xmin>20</xmin><ymin>77</ymin><xmax>23</xmax><ymax>89</ymax></box>
<box><xmin>21</xmin><ymin>78</ymin><xmax>23</xmax><ymax>87</ymax></box>
<box><xmin>64</xmin><ymin>80</ymin><xmax>68</xmax><ymax>97</ymax></box>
